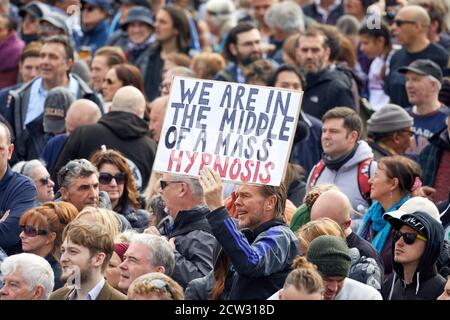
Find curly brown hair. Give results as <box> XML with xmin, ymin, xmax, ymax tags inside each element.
<box><xmin>90</xmin><ymin>148</ymin><xmax>140</xmax><ymax>210</ymax></box>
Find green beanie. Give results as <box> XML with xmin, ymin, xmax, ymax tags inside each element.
<box><xmin>307</xmin><ymin>235</ymin><xmax>351</xmax><ymax>278</ymax></box>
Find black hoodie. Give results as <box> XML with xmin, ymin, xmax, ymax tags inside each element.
<box><xmin>382</xmin><ymin>212</ymin><xmax>446</xmax><ymax>300</ymax></box>
<box><xmin>52</xmin><ymin>111</ymin><xmax>157</xmax><ymax>189</ymax></box>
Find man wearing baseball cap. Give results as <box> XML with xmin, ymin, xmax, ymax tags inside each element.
<box><xmin>367</xmin><ymin>103</ymin><xmax>414</xmax><ymax>160</ymax></box>
<box><xmin>306</xmin><ymin>235</ymin><xmax>382</xmax><ymax>300</ymax></box>
<box><xmin>383</xmin><ymin>205</ymin><xmax>446</xmax><ymax>299</ymax></box>
<box><xmin>398</xmin><ymin>59</ymin><xmax>450</xmax><ymax>160</ymax></box>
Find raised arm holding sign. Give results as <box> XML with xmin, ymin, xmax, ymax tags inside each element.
<box><xmin>153</xmin><ymin>76</ymin><xmax>303</xmax><ymax>186</ymax></box>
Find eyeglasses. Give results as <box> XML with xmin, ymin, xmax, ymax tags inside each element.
<box><xmin>104</xmin><ymin>78</ymin><xmax>115</xmax><ymax>85</ymax></box>
<box><xmin>58</xmin><ymin>159</ymin><xmax>92</xmax><ymax>186</ymax></box>
<box><xmin>20</xmin><ymin>225</ymin><xmax>49</xmax><ymax>237</ymax></box>
<box><xmin>99</xmin><ymin>172</ymin><xmax>127</xmax><ymax>185</ymax></box>
<box><xmin>393</xmin><ymin>19</ymin><xmax>417</xmax><ymax>27</ymax></box>
<box><xmin>160</xmin><ymin>180</ymin><xmax>183</xmax><ymax>190</ymax></box>
<box><xmin>399</xmin><ymin>129</ymin><xmax>415</xmax><ymax>137</ymax></box>
<box><xmin>38</xmin><ymin>177</ymin><xmax>51</xmax><ymax>186</ymax></box>
<box><xmin>393</xmin><ymin>230</ymin><xmax>427</xmax><ymax>245</ymax></box>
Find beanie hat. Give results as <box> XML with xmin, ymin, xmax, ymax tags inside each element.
<box><xmin>307</xmin><ymin>235</ymin><xmax>351</xmax><ymax>277</ymax></box>
<box><xmin>367</xmin><ymin>104</ymin><xmax>413</xmax><ymax>133</ymax></box>
<box><xmin>114</xmin><ymin>242</ymin><xmax>129</xmax><ymax>262</ymax></box>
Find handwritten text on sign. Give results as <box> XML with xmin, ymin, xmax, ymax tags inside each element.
<box><xmin>153</xmin><ymin>77</ymin><xmax>303</xmax><ymax>186</ymax></box>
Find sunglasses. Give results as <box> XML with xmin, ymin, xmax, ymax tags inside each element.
<box><xmin>393</xmin><ymin>230</ymin><xmax>427</xmax><ymax>245</ymax></box>
<box><xmin>38</xmin><ymin>177</ymin><xmax>51</xmax><ymax>186</ymax></box>
<box><xmin>143</xmin><ymin>279</ymin><xmax>175</xmax><ymax>299</ymax></box>
<box><xmin>393</xmin><ymin>19</ymin><xmax>416</xmax><ymax>27</ymax></box>
<box><xmin>59</xmin><ymin>159</ymin><xmax>92</xmax><ymax>186</ymax></box>
<box><xmin>160</xmin><ymin>180</ymin><xmax>183</xmax><ymax>190</ymax></box>
<box><xmin>20</xmin><ymin>225</ymin><xmax>49</xmax><ymax>237</ymax></box>
<box><xmin>99</xmin><ymin>172</ymin><xmax>127</xmax><ymax>185</ymax></box>
<box><xmin>104</xmin><ymin>78</ymin><xmax>115</xmax><ymax>85</ymax></box>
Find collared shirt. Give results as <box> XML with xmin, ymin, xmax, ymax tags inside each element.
<box><xmin>67</xmin><ymin>277</ymin><xmax>105</xmax><ymax>300</ymax></box>
<box><xmin>25</xmin><ymin>75</ymin><xmax>79</xmax><ymax>128</ymax></box>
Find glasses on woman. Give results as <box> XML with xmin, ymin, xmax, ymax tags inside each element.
<box><xmin>20</xmin><ymin>225</ymin><xmax>49</xmax><ymax>237</ymax></box>
<box><xmin>393</xmin><ymin>230</ymin><xmax>427</xmax><ymax>245</ymax></box>
<box><xmin>99</xmin><ymin>172</ymin><xmax>127</xmax><ymax>185</ymax></box>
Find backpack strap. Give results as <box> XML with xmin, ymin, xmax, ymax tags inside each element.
<box><xmin>308</xmin><ymin>159</ymin><xmax>326</xmax><ymax>189</ymax></box>
<box><xmin>357</xmin><ymin>157</ymin><xmax>373</xmax><ymax>202</ymax></box>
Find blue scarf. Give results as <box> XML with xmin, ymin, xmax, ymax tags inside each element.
<box><xmin>357</xmin><ymin>195</ymin><xmax>410</xmax><ymax>253</ymax></box>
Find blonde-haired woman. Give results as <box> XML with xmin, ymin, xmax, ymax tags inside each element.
<box><xmin>268</xmin><ymin>256</ymin><xmax>324</xmax><ymax>300</ymax></box>
<box><xmin>128</xmin><ymin>272</ymin><xmax>184</xmax><ymax>300</ymax></box>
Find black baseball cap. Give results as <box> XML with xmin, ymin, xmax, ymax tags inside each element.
<box><xmin>398</xmin><ymin>59</ymin><xmax>443</xmax><ymax>83</ymax></box>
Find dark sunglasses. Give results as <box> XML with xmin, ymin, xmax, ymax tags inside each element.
<box><xmin>393</xmin><ymin>19</ymin><xmax>416</xmax><ymax>27</ymax></box>
<box><xmin>38</xmin><ymin>177</ymin><xmax>51</xmax><ymax>186</ymax></box>
<box><xmin>394</xmin><ymin>230</ymin><xmax>427</xmax><ymax>245</ymax></box>
<box><xmin>20</xmin><ymin>225</ymin><xmax>49</xmax><ymax>237</ymax></box>
<box><xmin>104</xmin><ymin>78</ymin><xmax>115</xmax><ymax>85</ymax></box>
<box><xmin>160</xmin><ymin>180</ymin><xmax>183</xmax><ymax>190</ymax></box>
<box><xmin>99</xmin><ymin>172</ymin><xmax>127</xmax><ymax>185</ymax></box>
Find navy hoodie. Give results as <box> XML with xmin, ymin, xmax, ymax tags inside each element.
<box><xmin>382</xmin><ymin>212</ymin><xmax>446</xmax><ymax>300</ymax></box>
<box><xmin>0</xmin><ymin>166</ymin><xmax>37</xmax><ymax>255</ymax></box>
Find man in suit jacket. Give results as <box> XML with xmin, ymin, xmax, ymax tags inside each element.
<box><xmin>50</xmin><ymin>220</ymin><xmax>126</xmax><ymax>300</ymax></box>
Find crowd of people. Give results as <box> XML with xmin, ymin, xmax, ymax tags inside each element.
<box><xmin>0</xmin><ymin>0</ymin><xmax>449</xmax><ymax>301</ymax></box>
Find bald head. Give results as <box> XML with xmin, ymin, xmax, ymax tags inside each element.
<box><xmin>400</xmin><ymin>5</ymin><xmax>431</xmax><ymax>29</ymax></box>
<box><xmin>310</xmin><ymin>190</ymin><xmax>352</xmax><ymax>230</ymax></box>
<box><xmin>65</xmin><ymin>99</ymin><xmax>102</xmax><ymax>135</ymax></box>
<box><xmin>110</xmin><ymin>86</ymin><xmax>146</xmax><ymax>118</ymax></box>
<box><xmin>149</xmin><ymin>96</ymin><xmax>169</xmax><ymax>142</ymax></box>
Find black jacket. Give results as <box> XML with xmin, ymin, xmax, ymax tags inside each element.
<box><xmin>382</xmin><ymin>212</ymin><xmax>446</xmax><ymax>300</ymax></box>
<box><xmin>137</xmin><ymin>44</ymin><xmax>164</xmax><ymax>101</ymax></box>
<box><xmin>164</xmin><ymin>205</ymin><xmax>216</xmax><ymax>289</ymax></box>
<box><xmin>14</xmin><ymin>114</ymin><xmax>52</xmax><ymax>163</ymax></box>
<box><xmin>52</xmin><ymin>111</ymin><xmax>157</xmax><ymax>190</ymax></box>
<box><xmin>207</xmin><ymin>207</ymin><xmax>300</xmax><ymax>299</ymax></box>
<box><xmin>302</xmin><ymin>2</ymin><xmax>344</xmax><ymax>25</ymax></box>
<box><xmin>302</xmin><ymin>67</ymin><xmax>356</xmax><ymax>119</ymax></box>
<box><xmin>6</xmin><ymin>74</ymin><xmax>103</xmax><ymax>140</ymax></box>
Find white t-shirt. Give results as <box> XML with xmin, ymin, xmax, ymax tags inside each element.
<box><xmin>267</xmin><ymin>277</ymin><xmax>383</xmax><ymax>300</ymax></box>
<box><xmin>336</xmin><ymin>277</ymin><xmax>383</xmax><ymax>300</ymax></box>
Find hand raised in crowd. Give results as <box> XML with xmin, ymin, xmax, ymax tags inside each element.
<box><xmin>199</xmin><ymin>167</ymin><xmax>224</xmax><ymax>212</ymax></box>
<box><xmin>413</xmin><ymin>186</ymin><xmax>436</xmax><ymax>203</ymax></box>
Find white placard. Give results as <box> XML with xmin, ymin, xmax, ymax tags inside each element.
<box><xmin>153</xmin><ymin>76</ymin><xmax>303</xmax><ymax>186</ymax></box>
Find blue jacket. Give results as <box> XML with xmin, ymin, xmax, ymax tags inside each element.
<box><xmin>0</xmin><ymin>166</ymin><xmax>37</xmax><ymax>255</ymax></box>
<box><xmin>207</xmin><ymin>207</ymin><xmax>300</xmax><ymax>299</ymax></box>
<box><xmin>80</xmin><ymin>20</ymin><xmax>110</xmax><ymax>55</ymax></box>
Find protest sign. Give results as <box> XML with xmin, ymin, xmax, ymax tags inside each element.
<box><xmin>153</xmin><ymin>76</ymin><xmax>303</xmax><ymax>186</ymax></box>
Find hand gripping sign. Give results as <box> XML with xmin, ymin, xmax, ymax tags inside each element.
<box><xmin>153</xmin><ymin>76</ymin><xmax>303</xmax><ymax>186</ymax></box>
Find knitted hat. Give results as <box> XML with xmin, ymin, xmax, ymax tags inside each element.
<box><xmin>367</xmin><ymin>104</ymin><xmax>413</xmax><ymax>133</ymax></box>
<box><xmin>307</xmin><ymin>235</ymin><xmax>351</xmax><ymax>277</ymax></box>
<box><xmin>43</xmin><ymin>87</ymin><xmax>75</xmax><ymax>134</ymax></box>
<box><xmin>114</xmin><ymin>242</ymin><xmax>129</xmax><ymax>262</ymax></box>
